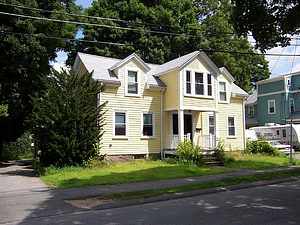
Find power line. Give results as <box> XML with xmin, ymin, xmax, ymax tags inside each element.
<box><xmin>2</xmin><ymin>30</ymin><xmax>300</xmax><ymax>57</ymax></box>
<box><xmin>0</xmin><ymin>2</ymin><xmax>240</xmax><ymax>36</ymax></box>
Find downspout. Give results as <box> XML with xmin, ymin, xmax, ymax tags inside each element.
<box><xmin>243</xmin><ymin>97</ymin><xmax>246</xmax><ymax>150</ymax></box>
<box><xmin>161</xmin><ymin>88</ymin><xmax>166</xmax><ymax>159</ymax></box>
<box><xmin>97</xmin><ymin>82</ymin><xmax>102</xmax><ymax>155</ymax></box>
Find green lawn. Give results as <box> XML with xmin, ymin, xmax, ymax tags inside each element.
<box><xmin>225</xmin><ymin>152</ymin><xmax>300</xmax><ymax>169</ymax></box>
<box><xmin>41</xmin><ymin>160</ymin><xmax>232</xmax><ymax>189</ymax></box>
<box><xmin>40</xmin><ymin>152</ymin><xmax>300</xmax><ymax>189</ymax></box>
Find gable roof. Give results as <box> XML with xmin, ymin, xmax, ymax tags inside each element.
<box><xmin>75</xmin><ymin>52</ymin><xmax>121</xmax><ymax>86</ymax></box>
<box><xmin>232</xmin><ymin>83</ymin><xmax>249</xmax><ymax>98</ymax></box>
<box><xmin>109</xmin><ymin>52</ymin><xmax>151</xmax><ymax>72</ymax></box>
<box><xmin>245</xmin><ymin>89</ymin><xmax>257</xmax><ymax>105</ymax></box>
<box><xmin>219</xmin><ymin>67</ymin><xmax>235</xmax><ymax>83</ymax></box>
<box><xmin>256</xmin><ymin>71</ymin><xmax>300</xmax><ymax>85</ymax></box>
<box><xmin>148</xmin><ymin>51</ymin><xmax>221</xmax><ymax>76</ymax></box>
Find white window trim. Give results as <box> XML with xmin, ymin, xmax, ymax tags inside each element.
<box><xmin>208</xmin><ymin>114</ymin><xmax>215</xmax><ymax>135</ymax></box>
<box><xmin>218</xmin><ymin>80</ymin><xmax>228</xmax><ymax>103</ymax></box>
<box><xmin>286</xmin><ymin>77</ymin><xmax>291</xmax><ymax>87</ymax></box>
<box><xmin>141</xmin><ymin>111</ymin><xmax>155</xmax><ymax>139</ymax></box>
<box><xmin>290</xmin><ymin>98</ymin><xmax>295</xmax><ymax>113</ymax></box>
<box><xmin>248</xmin><ymin>105</ymin><xmax>254</xmax><ymax>117</ymax></box>
<box><xmin>184</xmin><ymin>69</ymin><xmax>214</xmax><ymax>98</ymax></box>
<box><xmin>125</xmin><ymin>67</ymin><xmax>140</xmax><ymax>97</ymax></box>
<box><xmin>227</xmin><ymin>115</ymin><xmax>236</xmax><ymax>138</ymax></box>
<box><xmin>268</xmin><ymin>99</ymin><xmax>276</xmax><ymax>114</ymax></box>
<box><xmin>113</xmin><ymin>109</ymin><xmax>129</xmax><ymax>139</ymax></box>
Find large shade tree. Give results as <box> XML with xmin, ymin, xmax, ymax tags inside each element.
<box><xmin>0</xmin><ymin>0</ymin><xmax>80</xmax><ymax>159</ymax></box>
<box><xmin>68</xmin><ymin>0</ymin><xmax>270</xmax><ymax>92</ymax></box>
<box><xmin>232</xmin><ymin>0</ymin><xmax>300</xmax><ymax>51</ymax></box>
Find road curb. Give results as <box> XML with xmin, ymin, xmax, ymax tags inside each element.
<box><xmin>89</xmin><ymin>176</ymin><xmax>300</xmax><ymax>211</ymax></box>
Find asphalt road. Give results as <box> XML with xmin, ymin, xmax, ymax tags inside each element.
<box><xmin>5</xmin><ymin>179</ymin><xmax>300</xmax><ymax>225</ymax></box>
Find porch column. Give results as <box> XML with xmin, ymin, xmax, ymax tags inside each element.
<box><xmin>214</xmin><ymin>111</ymin><xmax>219</xmax><ymax>137</ymax></box>
<box><xmin>178</xmin><ymin>109</ymin><xmax>184</xmax><ymax>141</ymax></box>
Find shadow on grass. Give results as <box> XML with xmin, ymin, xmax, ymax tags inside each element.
<box><xmin>46</xmin><ymin>165</ymin><xmax>231</xmax><ymax>189</ymax></box>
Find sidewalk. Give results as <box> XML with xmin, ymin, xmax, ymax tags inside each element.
<box><xmin>55</xmin><ymin>165</ymin><xmax>300</xmax><ymax>201</ymax></box>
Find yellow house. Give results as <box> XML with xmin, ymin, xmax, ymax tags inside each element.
<box><xmin>73</xmin><ymin>51</ymin><xmax>248</xmax><ymax>158</ymax></box>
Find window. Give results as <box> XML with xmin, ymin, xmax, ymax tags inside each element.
<box><xmin>126</xmin><ymin>68</ymin><xmax>140</xmax><ymax>96</ymax></box>
<box><xmin>268</xmin><ymin>100</ymin><xmax>276</xmax><ymax>114</ymax></box>
<box><xmin>219</xmin><ymin>82</ymin><xmax>227</xmax><ymax>101</ymax></box>
<box><xmin>290</xmin><ymin>98</ymin><xmax>295</xmax><ymax>113</ymax></box>
<box><xmin>248</xmin><ymin>106</ymin><xmax>254</xmax><ymax>117</ymax></box>
<box><xmin>209</xmin><ymin>115</ymin><xmax>214</xmax><ymax>135</ymax></box>
<box><xmin>286</xmin><ymin>77</ymin><xmax>291</xmax><ymax>86</ymax></box>
<box><xmin>207</xmin><ymin>74</ymin><xmax>212</xmax><ymax>96</ymax></box>
<box><xmin>186</xmin><ymin>71</ymin><xmax>191</xmax><ymax>94</ymax></box>
<box><xmin>228</xmin><ymin>116</ymin><xmax>236</xmax><ymax>137</ymax></box>
<box><xmin>114</xmin><ymin>110</ymin><xmax>128</xmax><ymax>138</ymax></box>
<box><xmin>282</xmin><ymin>129</ymin><xmax>286</xmax><ymax>138</ymax></box>
<box><xmin>195</xmin><ymin>72</ymin><xmax>204</xmax><ymax>95</ymax></box>
<box><xmin>185</xmin><ymin>70</ymin><xmax>213</xmax><ymax>97</ymax></box>
<box><xmin>142</xmin><ymin>112</ymin><xmax>155</xmax><ymax>138</ymax></box>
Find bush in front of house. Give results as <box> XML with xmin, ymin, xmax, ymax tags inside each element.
<box><xmin>31</xmin><ymin>69</ymin><xmax>106</xmax><ymax>167</ymax></box>
<box><xmin>175</xmin><ymin>138</ymin><xmax>205</xmax><ymax>166</ymax></box>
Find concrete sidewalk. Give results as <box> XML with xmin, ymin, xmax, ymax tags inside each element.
<box><xmin>1</xmin><ymin>159</ymin><xmax>300</xmax><ymax>224</ymax></box>
<box><xmin>54</xmin><ymin>165</ymin><xmax>300</xmax><ymax>200</ymax></box>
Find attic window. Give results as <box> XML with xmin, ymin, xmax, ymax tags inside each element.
<box><xmin>219</xmin><ymin>82</ymin><xmax>227</xmax><ymax>102</ymax></box>
<box><xmin>125</xmin><ymin>68</ymin><xmax>140</xmax><ymax>96</ymax></box>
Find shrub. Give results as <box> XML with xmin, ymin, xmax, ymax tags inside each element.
<box><xmin>175</xmin><ymin>138</ymin><xmax>204</xmax><ymax>166</ymax></box>
<box><xmin>245</xmin><ymin>140</ymin><xmax>281</xmax><ymax>156</ymax></box>
<box><xmin>214</xmin><ymin>140</ymin><xmax>235</xmax><ymax>165</ymax></box>
<box><xmin>31</xmin><ymin>69</ymin><xmax>106</xmax><ymax>167</ymax></box>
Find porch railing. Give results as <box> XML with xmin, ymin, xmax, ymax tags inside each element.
<box><xmin>165</xmin><ymin>134</ymin><xmax>190</xmax><ymax>149</ymax></box>
<box><xmin>196</xmin><ymin>134</ymin><xmax>216</xmax><ymax>149</ymax></box>
<box><xmin>165</xmin><ymin>133</ymin><xmax>216</xmax><ymax>149</ymax></box>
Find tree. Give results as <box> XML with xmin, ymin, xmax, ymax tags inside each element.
<box><xmin>68</xmin><ymin>0</ymin><xmax>269</xmax><ymax>92</ymax></box>
<box><xmin>0</xmin><ymin>0</ymin><xmax>80</xmax><ymax>159</ymax></box>
<box><xmin>232</xmin><ymin>0</ymin><xmax>300</xmax><ymax>51</ymax></box>
<box><xmin>31</xmin><ymin>69</ymin><xmax>106</xmax><ymax>167</ymax></box>
<box><xmin>0</xmin><ymin>105</ymin><xmax>8</xmax><ymax>117</ymax></box>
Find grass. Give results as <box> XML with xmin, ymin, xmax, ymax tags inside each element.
<box><xmin>225</xmin><ymin>151</ymin><xmax>300</xmax><ymax>169</ymax></box>
<box><xmin>40</xmin><ymin>152</ymin><xmax>300</xmax><ymax>189</ymax></box>
<box><xmin>40</xmin><ymin>160</ymin><xmax>232</xmax><ymax>189</ymax></box>
<box><xmin>95</xmin><ymin>168</ymin><xmax>300</xmax><ymax>203</ymax></box>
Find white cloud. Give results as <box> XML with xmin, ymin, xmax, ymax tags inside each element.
<box><xmin>52</xmin><ymin>61</ymin><xmax>70</xmax><ymax>72</ymax></box>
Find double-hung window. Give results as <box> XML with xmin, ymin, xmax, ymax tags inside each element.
<box><xmin>207</xmin><ymin>74</ymin><xmax>212</xmax><ymax>96</ymax></box>
<box><xmin>219</xmin><ymin>81</ymin><xmax>227</xmax><ymax>102</ymax></box>
<box><xmin>209</xmin><ymin>115</ymin><xmax>215</xmax><ymax>135</ymax></box>
<box><xmin>268</xmin><ymin>100</ymin><xmax>276</xmax><ymax>114</ymax></box>
<box><xmin>248</xmin><ymin>105</ymin><xmax>254</xmax><ymax>117</ymax></box>
<box><xmin>186</xmin><ymin>71</ymin><xmax>191</xmax><ymax>94</ymax></box>
<box><xmin>195</xmin><ymin>72</ymin><xmax>204</xmax><ymax>95</ymax></box>
<box><xmin>227</xmin><ymin>116</ymin><xmax>236</xmax><ymax>137</ymax></box>
<box><xmin>142</xmin><ymin>112</ymin><xmax>155</xmax><ymax>138</ymax></box>
<box><xmin>114</xmin><ymin>109</ymin><xmax>128</xmax><ymax>138</ymax></box>
<box><xmin>126</xmin><ymin>68</ymin><xmax>140</xmax><ymax>96</ymax></box>
<box><xmin>185</xmin><ymin>70</ymin><xmax>213</xmax><ymax>97</ymax></box>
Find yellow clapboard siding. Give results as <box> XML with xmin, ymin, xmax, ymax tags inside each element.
<box><xmin>99</xmin><ymin>60</ymin><xmax>162</xmax><ymax>155</ymax></box>
<box><xmin>160</xmin><ymin>71</ymin><xmax>179</xmax><ymax>109</ymax></box>
<box><xmin>218</xmin><ymin>97</ymin><xmax>245</xmax><ymax>150</ymax></box>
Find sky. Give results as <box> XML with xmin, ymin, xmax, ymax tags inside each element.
<box><xmin>53</xmin><ymin>0</ymin><xmax>300</xmax><ymax>79</ymax></box>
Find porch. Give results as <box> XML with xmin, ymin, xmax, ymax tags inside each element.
<box><xmin>165</xmin><ymin>133</ymin><xmax>217</xmax><ymax>150</ymax></box>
